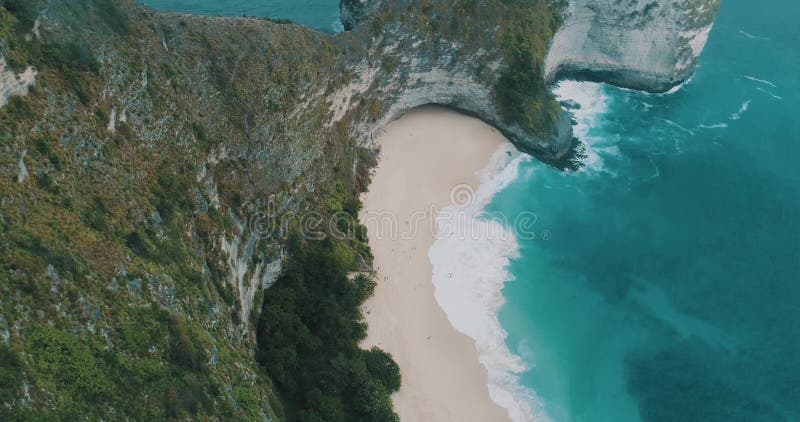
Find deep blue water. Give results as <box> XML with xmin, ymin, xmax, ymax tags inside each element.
<box><xmin>140</xmin><ymin>0</ymin><xmax>343</xmax><ymax>33</ymax></box>
<box><xmin>491</xmin><ymin>1</ymin><xmax>800</xmax><ymax>420</ymax></box>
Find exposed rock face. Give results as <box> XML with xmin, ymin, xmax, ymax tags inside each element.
<box><xmin>335</xmin><ymin>2</ymin><xmax>575</xmax><ymax>163</ymax></box>
<box><xmin>335</xmin><ymin>31</ymin><xmax>575</xmax><ymax>163</ymax></box>
<box><xmin>340</xmin><ymin>0</ymin><xmax>381</xmax><ymax>31</ymax></box>
<box><xmin>344</xmin><ymin>0</ymin><xmax>719</xmax><ymax>93</ymax></box>
<box><xmin>545</xmin><ymin>0</ymin><xmax>721</xmax><ymax>92</ymax></box>
<box><xmin>360</xmin><ymin>59</ymin><xmax>575</xmax><ymax>162</ymax></box>
<box><xmin>0</xmin><ymin>57</ymin><xmax>37</xmax><ymax>107</ymax></box>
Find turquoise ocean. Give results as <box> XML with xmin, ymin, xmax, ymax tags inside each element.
<box><xmin>146</xmin><ymin>1</ymin><xmax>800</xmax><ymax>420</ymax></box>
<box><xmin>482</xmin><ymin>1</ymin><xmax>800</xmax><ymax>420</ymax></box>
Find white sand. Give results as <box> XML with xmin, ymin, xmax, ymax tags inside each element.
<box><xmin>360</xmin><ymin>106</ymin><xmax>511</xmax><ymax>421</ymax></box>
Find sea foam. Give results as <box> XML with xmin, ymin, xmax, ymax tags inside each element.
<box><xmin>662</xmin><ymin>119</ymin><xmax>696</xmax><ymax>136</ymax></box>
<box><xmin>663</xmin><ymin>75</ymin><xmax>694</xmax><ymax>95</ymax></box>
<box><xmin>739</xmin><ymin>30</ymin><xmax>770</xmax><ymax>41</ymax></box>
<box><xmin>756</xmin><ymin>87</ymin><xmax>783</xmax><ymax>100</ymax></box>
<box><xmin>429</xmin><ymin>145</ymin><xmax>549</xmax><ymax>422</ymax></box>
<box><xmin>553</xmin><ymin>80</ymin><xmax>613</xmax><ymax>172</ymax></box>
<box><xmin>744</xmin><ymin>75</ymin><xmax>777</xmax><ymax>88</ymax></box>
<box><xmin>699</xmin><ymin>123</ymin><xmax>729</xmax><ymax>129</ymax></box>
<box><xmin>429</xmin><ymin>81</ymin><xmax>613</xmax><ymax>422</ymax></box>
<box><xmin>730</xmin><ymin>100</ymin><xmax>752</xmax><ymax>120</ymax></box>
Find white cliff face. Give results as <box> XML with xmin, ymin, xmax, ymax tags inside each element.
<box><xmin>333</xmin><ymin>28</ymin><xmax>576</xmax><ymax>162</ymax></box>
<box><xmin>0</xmin><ymin>57</ymin><xmax>37</xmax><ymax>108</ymax></box>
<box><xmin>545</xmin><ymin>0</ymin><xmax>721</xmax><ymax>92</ymax></box>
<box><xmin>338</xmin><ymin>0</ymin><xmax>720</xmax><ymax>161</ymax></box>
<box><xmin>220</xmin><ymin>213</ymin><xmax>282</xmax><ymax>328</ymax></box>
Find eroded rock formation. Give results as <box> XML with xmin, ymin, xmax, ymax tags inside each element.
<box><xmin>544</xmin><ymin>0</ymin><xmax>721</xmax><ymax>92</ymax></box>
<box><xmin>344</xmin><ymin>0</ymin><xmax>720</xmax><ymax>94</ymax></box>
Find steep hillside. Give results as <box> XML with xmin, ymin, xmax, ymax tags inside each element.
<box><xmin>544</xmin><ymin>0</ymin><xmax>720</xmax><ymax>92</ymax></box>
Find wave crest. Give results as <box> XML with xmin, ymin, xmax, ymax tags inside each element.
<box><xmin>429</xmin><ymin>145</ymin><xmax>548</xmax><ymax>422</ymax></box>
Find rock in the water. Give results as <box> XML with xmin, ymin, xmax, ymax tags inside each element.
<box><xmin>545</xmin><ymin>0</ymin><xmax>721</xmax><ymax>92</ymax></box>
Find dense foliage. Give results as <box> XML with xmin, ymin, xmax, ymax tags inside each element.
<box><xmin>495</xmin><ymin>0</ymin><xmax>565</xmax><ymax>136</ymax></box>
<box><xmin>0</xmin><ymin>1</ymin><xmax>285</xmax><ymax>419</ymax></box>
<box><xmin>0</xmin><ymin>306</ymin><xmax>273</xmax><ymax>420</ymax></box>
<box><xmin>257</xmin><ymin>234</ymin><xmax>400</xmax><ymax>421</ymax></box>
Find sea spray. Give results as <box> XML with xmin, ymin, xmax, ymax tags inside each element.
<box><xmin>428</xmin><ymin>81</ymin><xmax>618</xmax><ymax>422</ymax></box>
<box><xmin>552</xmin><ymin>81</ymin><xmax>613</xmax><ymax>173</ymax></box>
<box><xmin>429</xmin><ymin>144</ymin><xmax>547</xmax><ymax>422</ymax></box>
<box><xmin>439</xmin><ymin>3</ymin><xmax>800</xmax><ymax>421</ymax></box>
<box><xmin>729</xmin><ymin>100</ymin><xmax>751</xmax><ymax>120</ymax></box>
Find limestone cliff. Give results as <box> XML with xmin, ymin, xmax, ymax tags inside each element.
<box><xmin>344</xmin><ymin>0</ymin><xmax>720</xmax><ymax>93</ymax></box>
<box><xmin>544</xmin><ymin>0</ymin><xmax>721</xmax><ymax>92</ymax></box>
<box><xmin>338</xmin><ymin>0</ymin><xmax>573</xmax><ymax>163</ymax></box>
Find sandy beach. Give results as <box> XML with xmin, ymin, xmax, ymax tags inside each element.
<box><xmin>360</xmin><ymin>106</ymin><xmax>511</xmax><ymax>421</ymax></box>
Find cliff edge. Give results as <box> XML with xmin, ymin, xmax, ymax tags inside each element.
<box><xmin>544</xmin><ymin>0</ymin><xmax>721</xmax><ymax>92</ymax></box>
<box><xmin>343</xmin><ymin>0</ymin><xmax>720</xmax><ymax>94</ymax></box>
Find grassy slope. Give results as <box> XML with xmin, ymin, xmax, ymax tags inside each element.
<box><xmin>1</xmin><ymin>0</ymin><xmax>356</xmax><ymax>418</ymax></box>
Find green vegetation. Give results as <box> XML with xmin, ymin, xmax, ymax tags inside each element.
<box><xmin>1</xmin><ymin>1</ymin><xmax>107</xmax><ymax>106</ymax></box>
<box><xmin>257</xmin><ymin>234</ymin><xmax>400</xmax><ymax>421</ymax></box>
<box><xmin>0</xmin><ymin>344</ymin><xmax>24</xmax><ymax>405</ymax></box>
<box><xmin>0</xmin><ymin>0</ymin><xmax>571</xmax><ymax>419</ymax></box>
<box><xmin>1</xmin><ymin>0</ymin><xmax>39</xmax><ymax>35</ymax></box>
<box><xmin>0</xmin><ymin>312</ymin><xmax>244</xmax><ymax>420</ymax></box>
<box><xmin>495</xmin><ymin>0</ymin><xmax>564</xmax><ymax>136</ymax></box>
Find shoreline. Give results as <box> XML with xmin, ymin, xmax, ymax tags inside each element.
<box><xmin>359</xmin><ymin>106</ymin><xmax>513</xmax><ymax>421</ymax></box>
